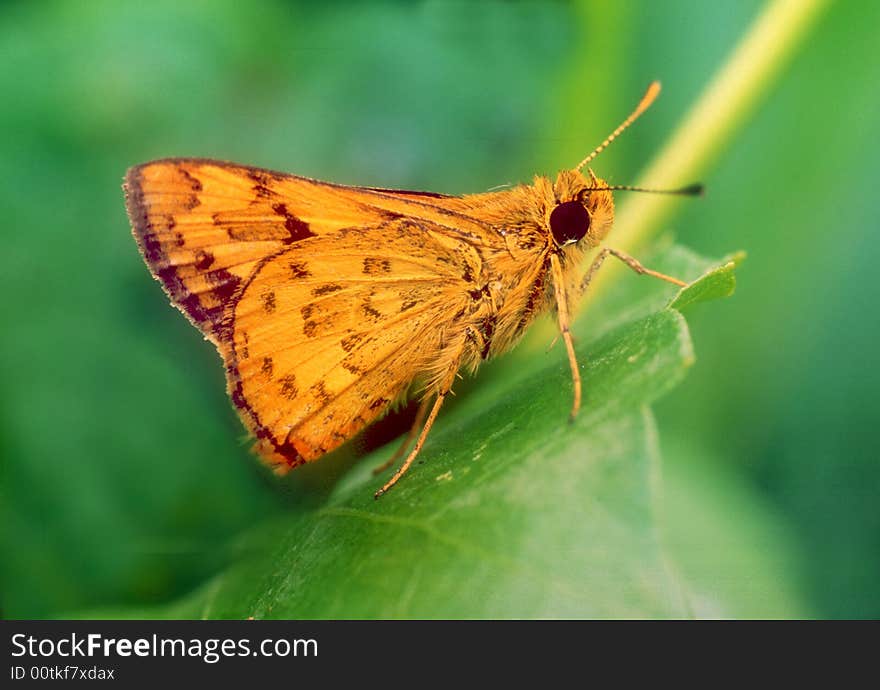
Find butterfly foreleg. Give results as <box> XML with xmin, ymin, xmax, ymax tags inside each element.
<box><xmin>559</xmin><ymin>247</ymin><xmax>686</xmax><ymax>422</ymax></box>
<box><xmin>374</xmin><ymin>350</ymin><xmax>464</xmax><ymax>499</ymax></box>
<box><xmin>549</xmin><ymin>253</ymin><xmax>582</xmax><ymax>422</ymax></box>
<box><xmin>578</xmin><ymin>247</ymin><xmax>685</xmax><ymax>297</ymax></box>
<box><xmin>372</xmin><ymin>397</ymin><xmax>431</xmax><ymax>476</ymax></box>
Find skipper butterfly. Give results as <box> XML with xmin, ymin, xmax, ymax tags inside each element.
<box><xmin>125</xmin><ymin>81</ymin><xmax>699</xmax><ymax>497</ymax></box>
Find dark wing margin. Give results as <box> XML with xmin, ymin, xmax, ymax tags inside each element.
<box><xmin>125</xmin><ymin>164</ymin><xmax>241</xmax><ymax>345</ymax></box>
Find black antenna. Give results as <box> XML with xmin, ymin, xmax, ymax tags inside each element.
<box><xmin>586</xmin><ymin>183</ymin><xmax>704</xmax><ymax>196</ymax></box>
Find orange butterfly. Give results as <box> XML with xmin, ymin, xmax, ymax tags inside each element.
<box><xmin>125</xmin><ymin>81</ymin><xmax>698</xmax><ymax>497</ymax></box>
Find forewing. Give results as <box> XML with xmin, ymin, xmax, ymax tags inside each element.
<box><xmin>124</xmin><ymin>158</ymin><xmax>490</xmax><ymax>346</ymax></box>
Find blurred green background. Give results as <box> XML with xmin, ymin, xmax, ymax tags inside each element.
<box><xmin>1</xmin><ymin>0</ymin><xmax>877</xmax><ymax>618</ymax></box>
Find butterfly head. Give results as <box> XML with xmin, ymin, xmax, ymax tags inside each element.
<box><xmin>549</xmin><ymin>168</ymin><xmax>615</xmax><ymax>250</ymax></box>
<box><xmin>544</xmin><ymin>80</ymin><xmax>660</xmax><ymax>251</ymax></box>
<box><xmin>546</xmin><ymin>78</ymin><xmax>701</xmax><ymax>250</ymax></box>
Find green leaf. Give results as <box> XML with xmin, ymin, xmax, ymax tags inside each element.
<box><xmin>669</xmin><ymin>251</ymin><xmax>744</xmax><ymax>312</ymax></box>
<box><xmin>78</xmin><ymin>244</ymin><xmax>800</xmax><ymax>619</ymax></box>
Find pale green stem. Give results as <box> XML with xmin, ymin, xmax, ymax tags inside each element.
<box><xmin>581</xmin><ymin>0</ymin><xmax>830</xmax><ymax>308</ymax></box>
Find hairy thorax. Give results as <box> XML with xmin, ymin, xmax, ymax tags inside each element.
<box><xmin>418</xmin><ymin>169</ymin><xmax>615</xmax><ymax>391</ymax></box>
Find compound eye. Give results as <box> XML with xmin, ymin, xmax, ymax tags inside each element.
<box><xmin>549</xmin><ymin>200</ymin><xmax>591</xmax><ymax>246</ymax></box>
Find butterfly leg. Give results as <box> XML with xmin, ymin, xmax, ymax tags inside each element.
<box><xmin>578</xmin><ymin>247</ymin><xmax>686</xmax><ymax>297</ymax></box>
<box><xmin>549</xmin><ymin>253</ymin><xmax>582</xmax><ymax>422</ymax></box>
<box><xmin>559</xmin><ymin>248</ymin><xmax>685</xmax><ymax>421</ymax></box>
<box><xmin>372</xmin><ymin>397</ymin><xmax>430</xmax><ymax>475</ymax></box>
<box><xmin>374</xmin><ymin>356</ymin><xmax>462</xmax><ymax>499</ymax></box>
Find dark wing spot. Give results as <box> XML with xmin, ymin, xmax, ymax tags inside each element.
<box><xmin>312</xmin><ymin>283</ymin><xmax>342</xmax><ymax>297</ymax></box>
<box><xmin>271</xmin><ymin>202</ymin><xmax>315</xmax><ymax>244</ymax></box>
<box><xmin>303</xmin><ymin>320</ymin><xmax>318</xmax><ymax>338</ymax></box>
<box><xmin>261</xmin><ymin>356</ymin><xmax>274</xmax><ymax>378</ymax></box>
<box><xmin>247</xmin><ymin>170</ymin><xmax>278</xmax><ymax>199</ymax></box>
<box><xmin>178</xmin><ymin>170</ymin><xmax>202</xmax><ymax>210</ymax></box>
<box><xmin>279</xmin><ymin>374</ymin><xmax>298</xmax><ymax>400</ymax></box>
<box><xmin>400</xmin><ymin>298</ymin><xmax>418</xmax><ymax>312</ymax></box>
<box><xmin>309</xmin><ymin>381</ymin><xmax>332</xmax><ymax>405</ymax></box>
<box><xmin>283</xmin><ymin>216</ymin><xmax>312</xmax><ymax>242</ymax></box>
<box><xmin>194</xmin><ymin>250</ymin><xmax>215</xmax><ymax>270</ymax></box>
<box><xmin>341</xmin><ymin>333</ymin><xmax>362</xmax><ymax>352</ymax></box>
<box><xmin>270</xmin><ymin>439</ymin><xmax>307</xmax><ymax>468</ymax></box>
<box><xmin>362</xmin><ymin>299</ymin><xmax>381</xmax><ymax>321</ymax></box>
<box><xmin>300</xmin><ymin>304</ymin><xmax>315</xmax><ymax>320</ymax></box>
<box><xmin>180</xmin><ymin>169</ymin><xmax>203</xmax><ymax>192</ymax></box>
<box><xmin>261</xmin><ymin>290</ymin><xmax>277</xmax><ymax>314</ymax></box>
<box><xmin>289</xmin><ymin>260</ymin><xmax>311</xmax><ymax>279</ymax></box>
<box><xmin>369</xmin><ymin>397</ymin><xmax>389</xmax><ymax>411</ymax></box>
<box><xmin>363</xmin><ymin>257</ymin><xmax>392</xmax><ymax>275</ymax></box>
<box><xmin>248</xmin><ymin>169</ymin><xmax>273</xmax><ymax>186</ymax></box>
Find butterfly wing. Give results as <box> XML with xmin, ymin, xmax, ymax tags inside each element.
<box><xmin>125</xmin><ymin>159</ymin><xmax>483</xmax><ymax>470</ymax></box>
<box><xmin>230</xmin><ymin>227</ymin><xmax>482</xmax><ymax>469</ymax></box>
<box><xmin>125</xmin><ymin>159</ymin><xmax>489</xmax><ymax>342</ymax></box>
